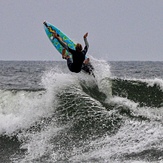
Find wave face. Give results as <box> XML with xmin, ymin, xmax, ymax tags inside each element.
<box><xmin>0</xmin><ymin>61</ymin><xmax>163</xmax><ymax>163</ymax></box>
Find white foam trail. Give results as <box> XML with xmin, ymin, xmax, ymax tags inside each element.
<box><xmin>68</xmin><ymin>95</ymin><xmax>163</xmax><ymax>162</ymax></box>
<box><xmin>0</xmin><ymin>89</ymin><xmax>54</xmax><ymax>135</ymax></box>
<box><xmin>41</xmin><ymin>68</ymin><xmax>78</xmax><ymax>92</ymax></box>
<box><xmin>87</xmin><ymin>120</ymin><xmax>163</xmax><ymax>162</ymax></box>
<box><xmin>18</xmin><ymin>123</ymin><xmax>64</xmax><ymax>162</ymax></box>
<box><xmin>89</xmin><ymin>56</ymin><xmax>112</xmax><ymax>100</ymax></box>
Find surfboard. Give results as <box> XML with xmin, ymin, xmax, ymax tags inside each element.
<box><xmin>43</xmin><ymin>21</ymin><xmax>75</xmax><ymax>58</ymax></box>
<box><xmin>43</xmin><ymin>21</ymin><xmax>95</xmax><ymax>77</ymax></box>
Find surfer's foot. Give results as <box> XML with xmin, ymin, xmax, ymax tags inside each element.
<box><xmin>62</xmin><ymin>49</ymin><xmax>69</xmax><ymax>60</ymax></box>
<box><xmin>62</xmin><ymin>55</ymin><xmax>66</xmax><ymax>59</ymax></box>
<box><xmin>62</xmin><ymin>49</ymin><xmax>66</xmax><ymax>59</ymax></box>
<box><xmin>62</xmin><ymin>54</ymin><xmax>70</xmax><ymax>60</ymax></box>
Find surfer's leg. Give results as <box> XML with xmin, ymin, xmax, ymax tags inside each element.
<box><xmin>83</xmin><ymin>58</ymin><xmax>90</xmax><ymax>64</ymax></box>
<box><xmin>62</xmin><ymin>49</ymin><xmax>67</xmax><ymax>59</ymax></box>
<box><xmin>62</xmin><ymin>49</ymin><xmax>70</xmax><ymax>60</ymax></box>
<box><xmin>67</xmin><ymin>58</ymin><xmax>73</xmax><ymax>72</ymax></box>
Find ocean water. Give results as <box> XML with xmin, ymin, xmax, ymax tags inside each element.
<box><xmin>0</xmin><ymin>59</ymin><xmax>163</xmax><ymax>163</ymax></box>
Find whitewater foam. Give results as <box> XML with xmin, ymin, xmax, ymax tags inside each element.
<box><xmin>0</xmin><ymin>89</ymin><xmax>54</xmax><ymax>135</ymax></box>
<box><xmin>89</xmin><ymin>57</ymin><xmax>112</xmax><ymax>100</ymax></box>
<box><xmin>1</xmin><ymin>60</ymin><xmax>162</xmax><ymax>162</ymax></box>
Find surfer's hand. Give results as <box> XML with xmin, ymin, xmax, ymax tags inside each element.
<box><xmin>83</xmin><ymin>33</ymin><xmax>88</xmax><ymax>38</ymax></box>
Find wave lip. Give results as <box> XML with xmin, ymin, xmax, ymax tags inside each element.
<box><xmin>112</xmin><ymin>78</ymin><xmax>163</xmax><ymax>107</ymax></box>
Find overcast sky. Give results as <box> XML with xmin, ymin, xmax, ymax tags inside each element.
<box><xmin>0</xmin><ymin>0</ymin><xmax>163</xmax><ymax>61</ymax></box>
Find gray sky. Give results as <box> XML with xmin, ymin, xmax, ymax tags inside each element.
<box><xmin>0</xmin><ymin>0</ymin><xmax>163</xmax><ymax>61</ymax></box>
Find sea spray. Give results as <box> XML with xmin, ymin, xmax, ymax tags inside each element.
<box><xmin>90</xmin><ymin>57</ymin><xmax>112</xmax><ymax>101</ymax></box>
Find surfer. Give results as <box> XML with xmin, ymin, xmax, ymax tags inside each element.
<box><xmin>62</xmin><ymin>49</ymin><xmax>94</xmax><ymax>75</ymax></box>
<box><xmin>53</xmin><ymin>32</ymin><xmax>89</xmax><ymax>73</ymax></box>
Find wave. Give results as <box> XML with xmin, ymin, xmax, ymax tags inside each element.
<box><xmin>112</xmin><ymin>78</ymin><xmax>163</xmax><ymax>107</ymax></box>
<box><xmin>0</xmin><ymin>59</ymin><xmax>163</xmax><ymax>162</ymax></box>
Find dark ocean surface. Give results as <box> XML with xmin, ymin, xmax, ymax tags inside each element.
<box><xmin>0</xmin><ymin>59</ymin><xmax>163</xmax><ymax>163</ymax></box>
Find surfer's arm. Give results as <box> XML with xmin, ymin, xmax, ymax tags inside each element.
<box><xmin>82</xmin><ymin>33</ymin><xmax>89</xmax><ymax>55</ymax></box>
<box><xmin>83</xmin><ymin>33</ymin><xmax>89</xmax><ymax>49</ymax></box>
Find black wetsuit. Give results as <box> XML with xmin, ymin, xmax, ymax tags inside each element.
<box><xmin>58</xmin><ymin>37</ymin><xmax>89</xmax><ymax>73</ymax></box>
<box><xmin>67</xmin><ymin>46</ymin><xmax>88</xmax><ymax>73</ymax></box>
<box><xmin>81</xmin><ymin>62</ymin><xmax>94</xmax><ymax>74</ymax></box>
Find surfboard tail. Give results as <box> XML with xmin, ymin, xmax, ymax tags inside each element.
<box><xmin>43</xmin><ymin>21</ymin><xmax>48</xmax><ymax>28</ymax></box>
